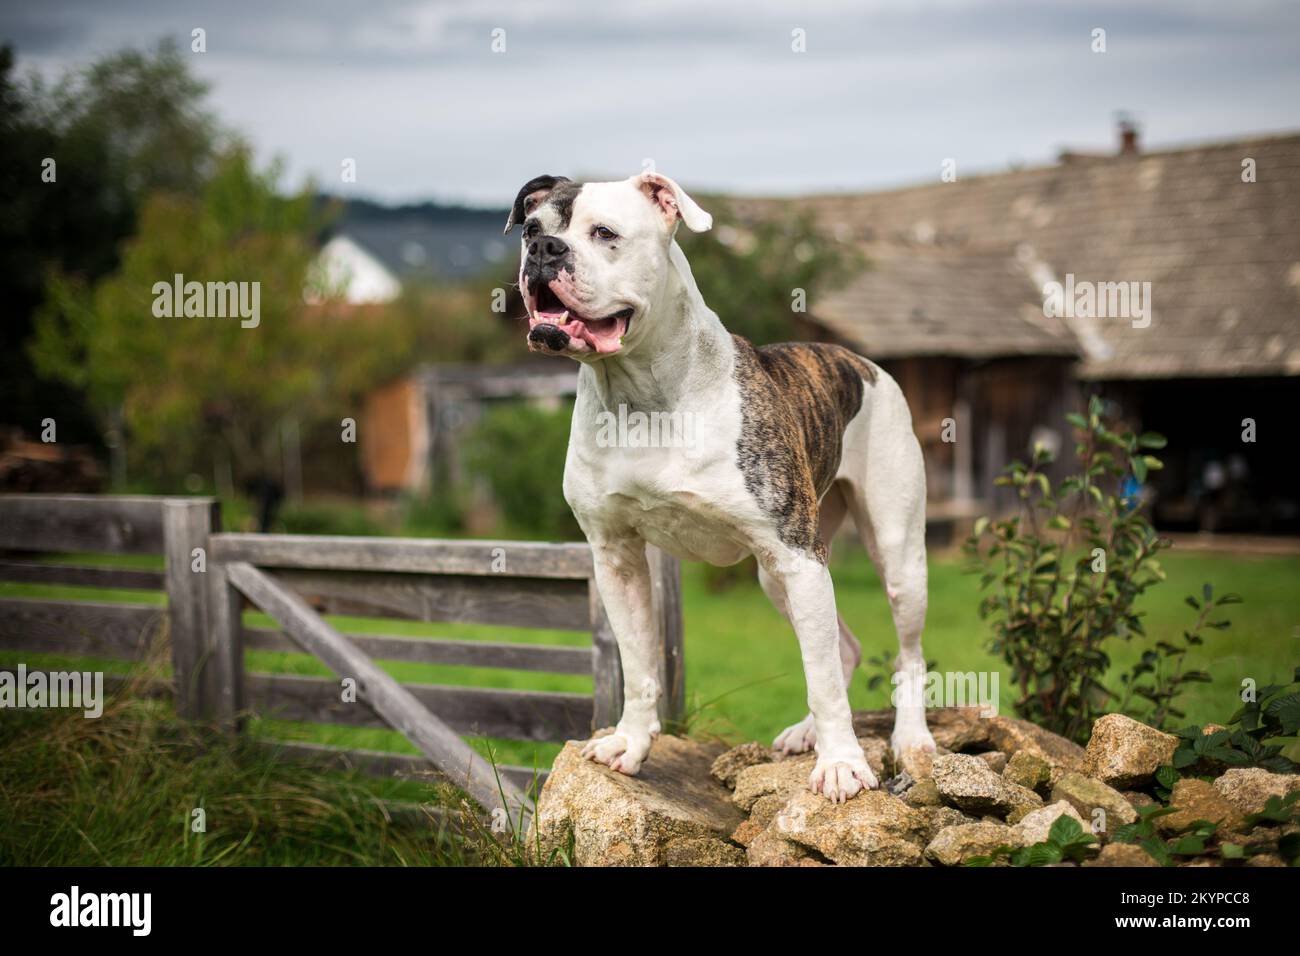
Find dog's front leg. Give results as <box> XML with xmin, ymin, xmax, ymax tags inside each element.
<box><xmin>580</xmin><ymin>536</ymin><xmax>661</xmax><ymax>775</ymax></box>
<box><xmin>764</xmin><ymin>552</ymin><xmax>878</xmax><ymax>802</ymax></box>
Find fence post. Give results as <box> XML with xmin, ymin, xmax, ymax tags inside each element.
<box><xmin>648</xmin><ymin>545</ymin><xmax>685</xmax><ymax>727</ymax></box>
<box><xmin>205</xmin><ymin>553</ymin><xmax>246</xmax><ymax>730</ymax></box>
<box><xmin>163</xmin><ymin>499</ymin><xmax>218</xmax><ymax>720</ymax></box>
<box><xmin>588</xmin><ymin>578</ymin><xmax>622</xmax><ymax>730</ymax></box>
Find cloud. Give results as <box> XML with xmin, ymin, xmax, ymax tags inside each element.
<box><xmin>5</xmin><ymin>0</ymin><xmax>1299</xmax><ymax>204</ymax></box>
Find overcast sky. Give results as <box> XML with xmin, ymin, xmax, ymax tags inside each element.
<box><xmin>5</xmin><ymin>0</ymin><xmax>1299</xmax><ymax>207</ymax></box>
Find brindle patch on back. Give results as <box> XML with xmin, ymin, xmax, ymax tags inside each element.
<box><xmin>732</xmin><ymin>336</ymin><xmax>878</xmax><ymax>561</ymax></box>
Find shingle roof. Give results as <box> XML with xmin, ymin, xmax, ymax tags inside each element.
<box><xmin>730</xmin><ymin>133</ymin><xmax>1300</xmax><ymax>378</ymax></box>
<box><xmin>338</xmin><ymin>217</ymin><xmax>510</xmax><ymax>282</ymax></box>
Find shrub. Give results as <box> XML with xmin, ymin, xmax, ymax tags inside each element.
<box><xmin>963</xmin><ymin>396</ymin><xmax>1232</xmax><ymax>743</ymax></box>
<box><xmin>463</xmin><ymin>400</ymin><xmax>581</xmax><ymax>540</ymax></box>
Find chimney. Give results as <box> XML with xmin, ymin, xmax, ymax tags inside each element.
<box><xmin>1117</xmin><ymin>116</ymin><xmax>1140</xmax><ymax>155</ymax></box>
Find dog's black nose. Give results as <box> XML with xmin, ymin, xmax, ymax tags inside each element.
<box><xmin>527</xmin><ymin>235</ymin><xmax>569</xmax><ymax>267</ymax></box>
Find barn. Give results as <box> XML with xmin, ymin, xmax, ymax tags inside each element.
<box><xmin>732</xmin><ymin>130</ymin><xmax>1300</xmax><ymax>536</ymax></box>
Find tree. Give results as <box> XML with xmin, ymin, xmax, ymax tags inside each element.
<box><xmin>31</xmin><ymin>147</ymin><xmax>329</xmax><ymax>491</ymax></box>
<box><xmin>677</xmin><ymin>202</ymin><xmax>859</xmax><ymax>346</ymax></box>
<box><xmin>1</xmin><ymin>40</ymin><xmax>219</xmax><ymax>445</ymax></box>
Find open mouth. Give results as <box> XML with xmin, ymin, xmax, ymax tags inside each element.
<box><xmin>527</xmin><ymin>280</ymin><xmax>633</xmax><ymax>355</ymax></box>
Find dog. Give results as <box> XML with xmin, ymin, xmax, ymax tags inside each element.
<box><xmin>506</xmin><ymin>171</ymin><xmax>935</xmax><ymax>802</ymax></box>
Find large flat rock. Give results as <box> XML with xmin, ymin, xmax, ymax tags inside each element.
<box><xmin>532</xmin><ymin>735</ymin><xmax>746</xmax><ymax>866</ymax></box>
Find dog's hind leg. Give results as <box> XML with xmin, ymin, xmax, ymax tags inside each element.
<box><xmin>768</xmin><ymin>482</ymin><xmax>863</xmax><ymax>755</ymax></box>
<box><xmin>840</xmin><ymin>375</ymin><xmax>936</xmax><ymax>761</ymax></box>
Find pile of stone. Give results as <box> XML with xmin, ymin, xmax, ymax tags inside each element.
<box><xmin>530</xmin><ymin>709</ymin><xmax>1300</xmax><ymax>866</ymax></box>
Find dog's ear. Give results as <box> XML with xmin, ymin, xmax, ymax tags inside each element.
<box><xmin>635</xmin><ymin>172</ymin><xmax>712</xmax><ymax>233</ymax></box>
<box><xmin>504</xmin><ymin>174</ymin><xmax>570</xmax><ymax>234</ymax></box>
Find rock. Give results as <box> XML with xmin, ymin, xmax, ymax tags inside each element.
<box><xmin>1051</xmin><ymin>772</ymin><xmax>1138</xmax><ymax>831</ymax></box>
<box><xmin>746</xmin><ymin>827</ymin><xmax>813</xmax><ymax>867</ymax></box>
<box><xmin>732</xmin><ymin>738</ymin><xmax>887</xmax><ymax>811</ymax></box>
<box><xmin>767</xmin><ymin>790</ymin><xmax>929</xmax><ymax>866</ymax></box>
<box><xmin>1085</xmin><ymin>843</ymin><xmax>1159</xmax><ymax>867</ymax></box>
<box><xmin>920</xmin><ymin>806</ymin><xmax>979</xmax><ymax>842</ymax></box>
<box><xmin>1212</xmin><ymin>768</ymin><xmax>1300</xmax><ymax>816</ymax></box>
<box><xmin>665</xmin><ymin>837</ymin><xmax>746</xmax><ymax>867</ymax></box>
<box><xmin>1123</xmin><ymin>791</ymin><xmax>1156</xmax><ymax>810</ymax></box>
<box><xmin>1011</xmin><ymin>800</ymin><xmax>1087</xmax><ymax>845</ymax></box>
<box><xmin>1245</xmin><ymin>854</ymin><xmax>1286</xmax><ymax>867</ymax></box>
<box><xmin>1002</xmin><ymin>782</ymin><xmax>1045</xmax><ymax>823</ymax></box>
<box><xmin>1156</xmin><ymin>778</ymin><xmax>1246</xmax><ymax>834</ymax></box>
<box><xmin>747</xmin><ymin>793</ymin><xmax>787</xmax><ymax>832</ymax></box>
<box><xmin>985</xmin><ymin>715</ymin><xmax>1086</xmax><ymax>775</ymax></box>
<box><xmin>895</xmin><ymin>745</ymin><xmax>937</xmax><ymax>781</ymax></box>
<box><xmin>853</xmin><ymin>707</ymin><xmax>991</xmax><ymax>753</ymax></box>
<box><xmin>932</xmin><ymin>753</ymin><xmax>1007</xmax><ymax>813</ymax></box>
<box><xmin>932</xmin><ymin>753</ymin><xmax>1040</xmax><ymax>817</ymax></box>
<box><xmin>925</xmin><ymin>822</ymin><xmax>1020</xmax><ymax>866</ymax></box>
<box><xmin>978</xmin><ymin>751</ymin><xmax>1009</xmax><ymax>774</ymax></box>
<box><xmin>732</xmin><ymin>753</ymin><xmax>816</xmax><ymax>812</ymax></box>
<box><xmin>1082</xmin><ymin>714</ymin><xmax>1178</xmax><ymax>788</ymax></box>
<box><xmin>729</xmin><ymin>817</ymin><xmax>765</xmax><ymax>848</ymax></box>
<box><xmin>731</xmin><ymin>791</ymin><xmax>788</xmax><ymax>848</ymax></box>
<box><xmin>860</xmin><ymin>737</ymin><xmax>892</xmax><ymax>778</ymax></box>
<box><xmin>1004</xmin><ymin>751</ymin><xmax>1052</xmax><ymax>793</ymax></box>
<box><xmin>533</xmin><ymin>735</ymin><xmax>746</xmax><ymax>866</ymax></box>
<box><xmin>710</xmin><ymin>742</ymin><xmax>771</xmax><ymax>789</ymax></box>
<box><xmin>902</xmin><ymin>776</ymin><xmax>942</xmax><ymax>808</ymax></box>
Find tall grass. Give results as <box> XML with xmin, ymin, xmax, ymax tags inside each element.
<box><xmin>0</xmin><ymin>650</ymin><xmax>563</xmax><ymax>866</ymax></box>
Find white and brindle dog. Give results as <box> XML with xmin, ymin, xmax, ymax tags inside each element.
<box><xmin>507</xmin><ymin>171</ymin><xmax>935</xmax><ymax>803</ymax></box>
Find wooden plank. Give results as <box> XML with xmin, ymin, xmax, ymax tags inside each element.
<box><xmin>649</xmin><ymin>546</ymin><xmax>686</xmax><ymax>726</ymax></box>
<box><xmin>225</xmin><ymin>562</ymin><xmax>533</xmax><ymax>827</ymax></box>
<box><xmin>0</xmin><ymin>561</ymin><xmax>165</xmax><ymax>590</ymax></box>
<box><xmin>164</xmin><ymin>500</ymin><xmax>218</xmax><ymax>720</ymax></box>
<box><xmin>244</xmin><ymin>673</ymin><xmax>593</xmax><ymax>742</ymax></box>
<box><xmin>0</xmin><ymin>597</ymin><xmax>163</xmax><ymax>659</ymax></box>
<box><xmin>266</xmin><ymin>568</ymin><xmax>590</xmax><ymax>631</ymax></box>
<box><xmin>255</xmin><ymin>739</ymin><xmax>548</xmax><ymax>795</ymax></box>
<box><xmin>0</xmin><ymin>494</ymin><xmax>179</xmax><ymax>554</ymax></box>
<box><xmin>588</xmin><ymin>577</ymin><xmax>621</xmax><ymax>729</ymax></box>
<box><xmin>209</xmin><ymin>533</ymin><xmax>593</xmax><ymax>579</ymax></box>
<box><xmin>243</xmin><ymin>625</ymin><xmax>592</xmax><ymax>674</ymax></box>
<box><xmin>205</xmin><ymin>559</ymin><xmax>245</xmax><ymax>726</ymax></box>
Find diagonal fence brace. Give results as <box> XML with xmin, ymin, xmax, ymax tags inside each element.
<box><xmin>225</xmin><ymin>561</ymin><xmax>532</xmax><ymax>832</ymax></box>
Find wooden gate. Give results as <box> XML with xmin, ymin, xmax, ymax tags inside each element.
<box><xmin>0</xmin><ymin>495</ymin><xmax>685</xmax><ymax>830</ymax></box>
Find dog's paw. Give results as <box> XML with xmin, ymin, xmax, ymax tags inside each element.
<box><xmin>773</xmin><ymin>714</ymin><xmax>817</xmax><ymax>755</ymax></box>
<box><xmin>890</xmin><ymin>724</ymin><xmax>937</xmax><ymax>758</ymax></box>
<box><xmin>580</xmin><ymin>732</ymin><xmax>651</xmax><ymax>775</ymax></box>
<box><xmin>809</xmin><ymin>754</ymin><xmax>878</xmax><ymax>803</ymax></box>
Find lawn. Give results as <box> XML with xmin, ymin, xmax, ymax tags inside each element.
<box><xmin>2</xmin><ymin>545</ymin><xmax>1296</xmax><ymax>762</ymax></box>
<box><xmin>2</xmin><ymin>543</ymin><xmax>1296</xmax><ymax>865</ymax></box>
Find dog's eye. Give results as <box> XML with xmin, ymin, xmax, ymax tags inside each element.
<box><xmin>592</xmin><ymin>225</ymin><xmax>618</xmax><ymax>241</ymax></box>
<box><xmin>523</xmin><ymin>221</ymin><xmax>540</xmax><ymax>239</ymax></box>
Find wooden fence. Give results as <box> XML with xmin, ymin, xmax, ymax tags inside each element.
<box><xmin>0</xmin><ymin>494</ymin><xmax>684</xmax><ymax>823</ymax></box>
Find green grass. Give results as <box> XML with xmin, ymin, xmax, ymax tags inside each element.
<box><xmin>681</xmin><ymin>545</ymin><xmax>1300</xmax><ymax>744</ymax></box>
<box><xmin>3</xmin><ymin>546</ymin><xmax>1295</xmax><ymax>752</ymax></box>
<box><xmin>0</xmin><ymin>694</ymin><xmax>472</xmax><ymax>866</ymax></box>
<box><xmin>1</xmin><ymin>545</ymin><xmax>1296</xmax><ymax>865</ymax></box>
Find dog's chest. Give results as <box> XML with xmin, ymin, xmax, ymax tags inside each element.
<box><xmin>565</xmin><ymin>402</ymin><xmax>756</xmax><ymax>566</ymax></box>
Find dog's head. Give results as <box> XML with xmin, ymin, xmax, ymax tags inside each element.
<box><xmin>504</xmin><ymin>172</ymin><xmax>712</xmax><ymax>359</ymax></box>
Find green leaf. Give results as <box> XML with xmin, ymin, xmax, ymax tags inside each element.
<box><xmin>1047</xmin><ymin>814</ymin><xmax>1085</xmax><ymax>845</ymax></box>
<box><xmin>1137</xmin><ymin>432</ymin><xmax>1167</xmax><ymax>449</ymax></box>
